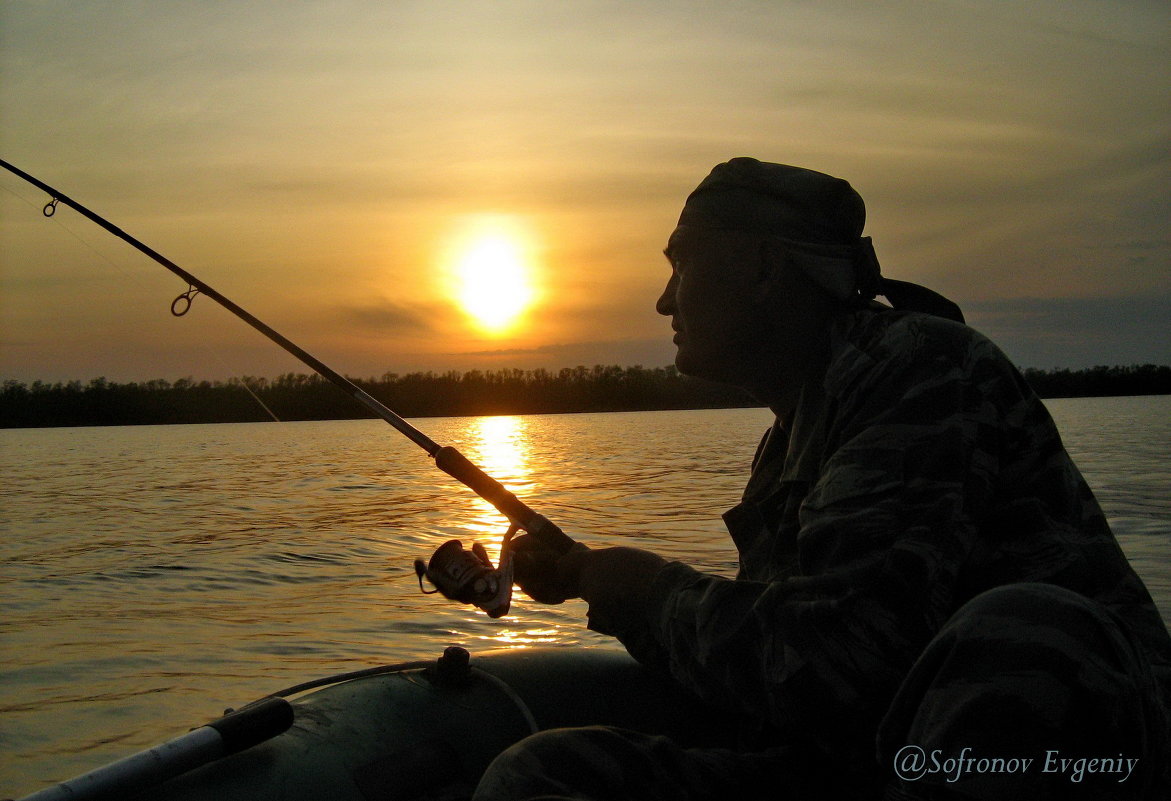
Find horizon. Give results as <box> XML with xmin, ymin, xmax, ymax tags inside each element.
<box><xmin>2</xmin><ymin>1</ymin><xmax>1169</xmax><ymax>383</ymax></box>
<box><xmin>4</xmin><ymin>360</ymin><xmax>1171</xmax><ymax>389</ymax></box>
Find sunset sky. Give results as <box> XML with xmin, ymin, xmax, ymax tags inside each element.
<box><xmin>2</xmin><ymin>1</ymin><xmax>1168</xmax><ymax>384</ymax></box>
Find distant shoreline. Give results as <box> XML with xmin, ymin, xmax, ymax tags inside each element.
<box><xmin>3</xmin><ymin>364</ymin><xmax>1169</xmax><ymax>429</ymax></box>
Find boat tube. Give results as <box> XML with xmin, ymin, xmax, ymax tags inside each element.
<box><xmin>17</xmin><ymin>646</ymin><xmax>735</xmax><ymax>801</ymax></box>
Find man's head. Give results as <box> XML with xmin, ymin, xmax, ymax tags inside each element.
<box><xmin>657</xmin><ymin>158</ymin><xmax>868</xmax><ymax>398</ymax></box>
<box><xmin>658</xmin><ymin>157</ymin><xmax>964</xmax><ymax>404</ymax></box>
<box><xmin>676</xmin><ymin>158</ymin><xmax>867</xmax><ymax>246</ymax></box>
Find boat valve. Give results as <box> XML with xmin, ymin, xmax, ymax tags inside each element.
<box><xmin>415</xmin><ymin>526</ymin><xmax>516</xmax><ymax>618</ymax></box>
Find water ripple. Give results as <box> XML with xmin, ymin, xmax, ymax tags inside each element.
<box><xmin>1</xmin><ymin>402</ymin><xmax>1168</xmax><ymax>794</ymax></box>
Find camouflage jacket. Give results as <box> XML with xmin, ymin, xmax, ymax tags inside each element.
<box><xmin>602</xmin><ymin>307</ymin><xmax>1171</xmax><ymax>752</ymax></box>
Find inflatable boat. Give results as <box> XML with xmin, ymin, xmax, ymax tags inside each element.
<box><xmin>19</xmin><ymin>646</ymin><xmax>735</xmax><ymax>801</ymax></box>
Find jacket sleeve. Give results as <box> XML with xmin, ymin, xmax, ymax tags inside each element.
<box><xmin>595</xmin><ymin>320</ymin><xmax>1029</xmax><ymax>747</ymax></box>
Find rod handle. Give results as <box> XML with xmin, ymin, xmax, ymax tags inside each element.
<box><xmin>434</xmin><ymin>445</ymin><xmax>533</xmax><ymax>525</ymax></box>
<box><xmin>432</xmin><ymin>446</ymin><xmax>574</xmax><ymax>551</ymax></box>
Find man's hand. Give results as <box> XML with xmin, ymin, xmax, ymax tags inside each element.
<box><xmin>513</xmin><ymin>533</ymin><xmax>668</xmax><ymax>628</ymax></box>
<box><xmin>576</xmin><ymin>547</ymin><xmax>668</xmax><ymax>609</ymax></box>
<box><xmin>511</xmin><ymin>533</ymin><xmax>591</xmax><ymax>604</ymax></box>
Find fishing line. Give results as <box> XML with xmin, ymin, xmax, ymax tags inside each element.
<box><xmin>209</xmin><ymin>357</ymin><xmax>283</xmax><ymax>424</ymax></box>
<box><xmin>2</xmin><ymin>180</ymin><xmax>145</xmax><ymax>288</ymax></box>
<box><xmin>237</xmin><ymin>376</ymin><xmax>282</xmax><ymax>423</ymax></box>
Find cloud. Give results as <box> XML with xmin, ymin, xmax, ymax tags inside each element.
<box><xmin>445</xmin><ymin>338</ymin><xmax>676</xmax><ymax>369</ymax></box>
<box><xmin>3</xmin><ymin>1</ymin><xmax>1168</xmax><ymax>382</ymax></box>
<box><xmin>340</xmin><ymin>299</ymin><xmax>450</xmax><ymax>336</ymax></box>
<box><xmin>966</xmin><ymin>295</ymin><xmax>1171</xmax><ymax>368</ymax></box>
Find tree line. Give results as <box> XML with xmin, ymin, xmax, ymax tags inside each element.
<box><xmin>1</xmin><ymin>363</ymin><xmax>1168</xmax><ymax>428</ymax></box>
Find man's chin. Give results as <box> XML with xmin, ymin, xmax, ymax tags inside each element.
<box><xmin>677</xmin><ymin>353</ymin><xmax>766</xmax><ymax>399</ymax></box>
<box><xmin>674</xmin><ymin>350</ymin><xmax>728</xmax><ymax>384</ymax></box>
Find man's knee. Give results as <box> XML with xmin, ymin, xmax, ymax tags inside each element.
<box><xmin>879</xmin><ymin>582</ymin><xmax>1168</xmax><ymax>798</ymax></box>
<box><xmin>947</xmin><ymin>581</ymin><xmax>1114</xmax><ymax>633</ymax></box>
<box><xmin>473</xmin><ymin>725</ymin><xmax>780</xmax><ymax>801</ymax></box>
<box><xmin>897</xmin><ymin>581</ymin><xmax>1158</xmax><ymax>712</ymax></box>
<box><xmin>474</xmin><ymin>726</ymin><xmax>654</xmax><ymax>801</ymax></box>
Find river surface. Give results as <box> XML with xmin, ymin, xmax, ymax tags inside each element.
<box><xmin>2</xmin><ymin>397</ymin><xmax>1169</xmax><ymax>795</ymax></box>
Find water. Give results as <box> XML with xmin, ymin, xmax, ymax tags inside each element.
<box><xmin>2</xmin><ymin>398</ymin><xmax>1168</xmax><ymax>795</ymax></box>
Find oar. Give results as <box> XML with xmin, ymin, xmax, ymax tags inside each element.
<box><xmin>15</xmin><ymin>699</ymin><xmax>293</xmax><ymax>801</ymax></box>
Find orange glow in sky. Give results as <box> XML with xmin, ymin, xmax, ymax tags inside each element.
<box><xmin>0</xmin><ymin>1</ymin><xmax>1167</xmax><ymax>381</ymax></box>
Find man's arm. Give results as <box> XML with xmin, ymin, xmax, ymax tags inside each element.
<box><xmin>521</xmin><ymin>320</ymin><xmax>1027</xmax><ymax>746</ymax></box>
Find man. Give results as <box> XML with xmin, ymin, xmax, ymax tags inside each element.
<box><xmin>473</xmin><ymin>158</ymin><xmax>1171</xmax><ymax>800</ymax></box>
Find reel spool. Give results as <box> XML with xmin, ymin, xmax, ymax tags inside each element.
<box><xmin>415</xmin><ymin>526</ymin><xmax>517</xmax><ymax>618</ymax></box>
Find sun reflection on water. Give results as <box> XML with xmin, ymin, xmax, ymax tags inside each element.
<box><xmin>485</xmin><ymin>626</ymin><xmax>563</xmax><ymax>647</ymax></box>
<box><xmin>458</xmin><ymin>416</ymin><xmax>563</xmax><ymax>650</ymax></box>
<box><xmin>463</xmin><ymin>415</ymin><xmax>531</xmax><ymax>564</ymax></box>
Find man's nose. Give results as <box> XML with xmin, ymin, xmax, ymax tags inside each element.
<box><xmin>655</xmin><ymin>274</ymin><xmax>677</xmax><ymax>316</ymax></box>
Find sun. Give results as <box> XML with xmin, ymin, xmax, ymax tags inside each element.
<box><xmin>448</xmin><ymin>217</ymin><xmax>537</xmax><ymax>334</ymax></box>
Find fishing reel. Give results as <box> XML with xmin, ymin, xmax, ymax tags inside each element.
<box><xmin>415</xmin><ymin>525</ymin><xmax>517</xmax><ymax>618</ymax></box>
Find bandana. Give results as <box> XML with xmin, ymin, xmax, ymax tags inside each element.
<box><xmin>678</xmin><ymin>158</ymin><xmax>964</xmax><ymax>323</ymax></box>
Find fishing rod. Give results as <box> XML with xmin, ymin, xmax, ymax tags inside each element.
<box><xmin>1</xmin><ymin>158</ymin><xmax>569</xmax><ymax>618</ymax></box>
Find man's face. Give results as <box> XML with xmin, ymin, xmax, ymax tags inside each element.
<box><xmin>656</xmin><ymin>225</ymin><xmax>773</xmax><ymax>386</ymax></box>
